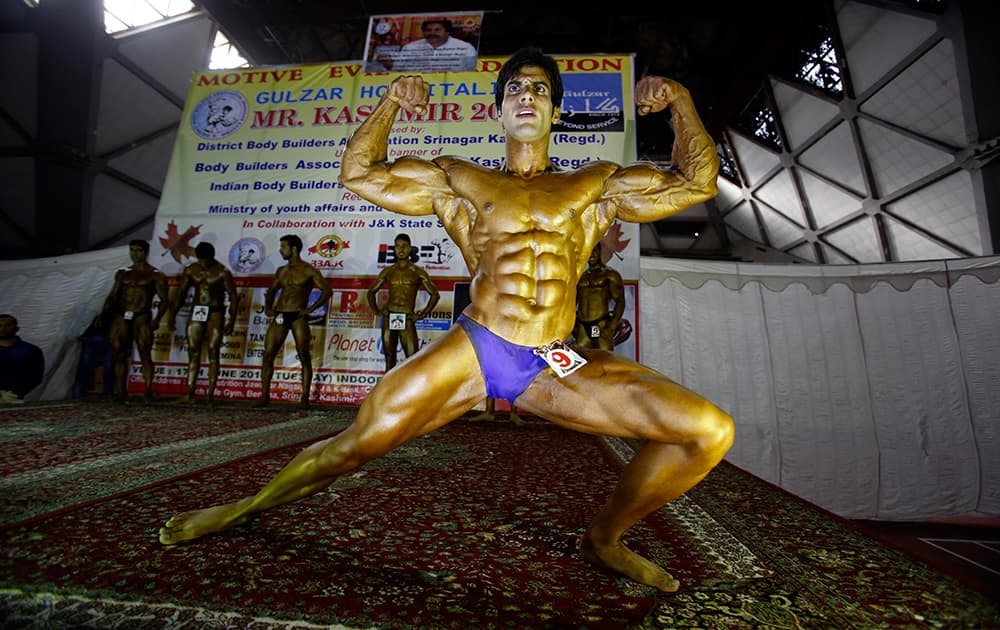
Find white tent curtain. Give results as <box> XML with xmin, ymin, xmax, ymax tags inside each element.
<box><xmin>639</xmin><ymin>256</ymin><xmax>1000</xmax><ymax>520</ymax></box>
<box><xmin>0</xmin><ymin>247</ymin><xmax>128</xmax><ymax>402</ymax></box>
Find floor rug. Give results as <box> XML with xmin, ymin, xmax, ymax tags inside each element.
<box><xmin>0</xmin><ymin>401</ymin><xmax>353</xmax><ymax>525</ymax></box>
<box><xmin>1</xmin><ymin>415</ymin><xmax>998</xmax><ymax>628</ymax></box>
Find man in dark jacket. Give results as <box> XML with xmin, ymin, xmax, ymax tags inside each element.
<box><xmin>0</xmin><ymin>313</ymin><xmax>44</xmax><ymax>402</ymax></box>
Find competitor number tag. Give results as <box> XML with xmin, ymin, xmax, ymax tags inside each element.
<box><xmin>534</xmin><ymin>340</ymin><xmax>587</xmax><ymax>378</ymax></box>
<box><xmin>590</xmin><ymin>324</ymin><xmax>601</xmax><ymax>338</ymax></box>
<box><xmin>123</xmin><ymin>311</ymin><xmax>134</xmax><ymax>321</ymax></box>
<box><xmin>192</xmin><ymin>305</ymin><xmax>209</xmax><ymax>322</ymax></box>
<box><xmin>388</xmin><ymin>312</ymin><xmax>406</xmax><ymax>330</ymax></box>
<box><xmin>275</xmin><ymin>314</ymin><xmax>284</xmax><ymax>325</ymax></box>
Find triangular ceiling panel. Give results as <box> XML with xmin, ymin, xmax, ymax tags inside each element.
<box><xmin>857</xmin><ymin>118</ymin><xmax>953</xmax><ymax>198</ymax></box>
<box><xmin>788</xmin><ymin>242</ymin><xmax>818</xmax><ymax>263</ymax></box>
<box><xmin>860</xmin><ymin>39</ymin><xmax>968</xmax><ymax>147</ymax></box>
<box><xmin>818</xmin><ymin>242</ymin><xmax>855</xmax><ymax>264</ymax></box>
<box><xmin>798</xmin><ymin>121</ymin><xmax>866</xmax><ymax>196</ymax></box>
<box><xmin>823</xmin><ymin>216</ymin><xmax>883</xmax><ymax>263</ymax></box>
<box><xmin>715</xmin><ymin>175</ymin><xmax>744</xmax><ymax>213</ymax></box>
<box><xmin>89</xmin><ymin>174</ymin><xmax>159</xmax><ymax>244</ymax></box>
<box><xmin>755</xmin><ymin>170</ymin><xmax>806</xmax><ymax>227</ymax></box>
<box><xmin>799</xmin><ymin>170</ymin><xmax>863</xmax><ymax>229</ymax></box>
<box><xmin>770</xmin><ymin>79</ymin><xmax>840</xmax><ymax>151</ymax></box>
<box><xmin>722</xmin><ymin>200</ymin><xmax>763</xmax><ymax>242</ymax></box>
<box><xmin>116</xmin><ymin>14</ymin><xmax>216</xmax><ymax>102</ymax></box>
<box><xmin>728</xmin><ymin>132</ymin><xmax>781</xmax><ymax>187</ymax></box>
<box><xmin>836</xmin><ymin>0</ymin><xmax>938</xmax><ymax>95</ymax></box>
<box><xmin>884</xmin><ymin>169</ymin><xmax>982</xmax><ymax>255</ymax></box>
<box><xmin>107</xmin><ymin>130</ymin><xmax>178</xmax><ymax>191</ymax></box>
<box><xmin>96</xmin><ymin>59</ymin><xmax>183</xmax><ymax>154</ymax></box>
<box><xmin>883</xmin><ymin>215</ymin><xmax>962</xmax><ymax>261</ymax></box>
<box><xmin>759</xmin><ymin>205</ymin><xmax>805</xmax><ymax>250</ymax></box>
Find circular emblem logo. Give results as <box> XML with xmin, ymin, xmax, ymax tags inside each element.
<box><xmin>314</xmin><ymin>234</ymin><xmax>347</xmax><ymax>258</ymax></box>
<box><xmin>191</xmin><ymin>90</ymin><xmax>248</xmax><ymax>140</ymax></box>
<box><xmin>228</xmin><ymin>237</ymin><xmax>265</xmax><ymax>274</ymax></box>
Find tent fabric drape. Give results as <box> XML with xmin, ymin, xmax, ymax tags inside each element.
<box><xmin>639</xmin><ymin>255</ymin><xmax>999</xmax><ymax>520</ymax></box>
<box><xmin>0</xmin><ymin>247</ymin><xmax>127</xmax><ymax>401</ymax></box>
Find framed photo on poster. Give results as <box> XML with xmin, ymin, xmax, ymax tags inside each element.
<box><xmin>364</xmin><ymin>11</ymin><xmax>483</xmax><ymax>73</ymax></box>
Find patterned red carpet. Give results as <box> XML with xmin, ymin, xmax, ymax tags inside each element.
<box><xmin>1</xmin><ymin>401</ymin><xmax>998</xmax><ymax>628</ymax></box>
<box><xmin>0</xmin><ymin>401</ymin><xmax>353</xmax><ymax>525</ymax></box>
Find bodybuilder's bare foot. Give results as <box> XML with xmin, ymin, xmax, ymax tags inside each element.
<box><xmin>509</xmin><ymin>410</ymin><xmax>526</xmax><ymax>426</ymax></box>
<box><xmin>159</xmin><ymin>498</ymin><xmax>253</xmax><ymax>544</ymax></box>
<box><xmin>580</xmin><ymin>534</ymin><xmax>680</xmax><ymax>592</ymax></box>
<box><xmin>253</xmin><ymin>399</ymin><xmax>269</xmax><ymax>408</ymax></box>
<box><xmin>469</xmin><ymin>411</ymin><xmax>494</xmax><ymax>422</ymax></box>
<box><xmin>171</xmin><ymin>395</ymin><xmax>196</xmax><ymax>405</ymax></box>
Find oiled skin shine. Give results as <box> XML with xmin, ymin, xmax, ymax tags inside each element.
<box><xmin>170</xmin><ymin>255</ymin><xmax>238</xmax><ymax>403</ymax></box>
<box><xmin>367</xmin><ymin>236</ymin><xmax>439</xmax><ymax>371</ymax></box>
<box><xmin>258</xmin><ymin>238</ymin><xmax>333</xmax><ymax>406</ymax></box>
<box><xmin>159</xmin><ymin>60</ymin><xmax>733</xmax><ymax>595</ymax></box>
<box><xmin>98</xmin><ymin>243</ymin><xmax>168</xmax><ymax>400</ymax></box>
<box><xmin>575</xmin><ymin>244</ymin><xmax>625</xmax><ymax>350</ymax></box>
<box><xmin>445</xmin><ymin>163</ymin><xmax>615</xmax><ymax>344</ymax></box>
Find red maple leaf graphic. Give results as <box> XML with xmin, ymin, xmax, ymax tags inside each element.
<box><xmin>600</xmin><ymin>221</ymin><xmax>631</xmax><ymax>263</ymax></box>
<box><xmin>158</xmin><ymin>221</ymin><xmax>202</xmax><ymax>264</ymax></box>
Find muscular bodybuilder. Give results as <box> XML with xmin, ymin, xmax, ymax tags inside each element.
<box><xmin>160</xmin><ymin>48</ymin><xmax>734</xmax><ymax>593</ymax></box>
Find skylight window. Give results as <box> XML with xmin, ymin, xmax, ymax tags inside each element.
<box><xmin>22</xmin><ymin>1</ymin><xmax>197</xmax><ymax>34</ymax></box>
<box><xmin>717</xmin><ymin>141</ymin><xmax>740</xmax><ymax>184</ymax></box>
<box><xmin>103</xmin><ymin>0</ymin><xmax>195</xmax><ymax>34</ymax></box>
<box><xmin>734</xmin><ymin>89</ymin><xmax>781</xmax><ymax>150</ymax></box>
<box><xmin>209</xmin><ymin>30</ymin><xmax>249</xmax><ymax>69</ymax></box>
<box><xmin>28</xmin><ymin>1</ymin><xmax>249</xmax><ymax>69</ymax></box>
<box><xmin>796</xmin><ymin>36</ymin><xmax>843</xmax><ymax>94</ymax></box>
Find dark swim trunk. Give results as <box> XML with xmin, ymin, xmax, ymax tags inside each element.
<box><xmin>456</xmin><ymin>314</ymin><xmax>548</xmax><ymax>403</ymax></box>
<box><xmin>578</xmin><ymin>317</ymin><xmax>604</xmax><ymax>338</ymax></box>
<box><xmin>275</xmin><ymin>311</ymin><xmax>300</xmax><ymax>328</ymax></box>
<box><xmin>118</xmin><ymin>310</ymin><xmax>151</xmax><ymax>332</ymax></box>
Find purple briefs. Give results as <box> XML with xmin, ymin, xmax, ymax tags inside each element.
<box><xmin>457</xmin><ymin>314</ymin><xmax>548</xmax><ymax>403</ymax></box>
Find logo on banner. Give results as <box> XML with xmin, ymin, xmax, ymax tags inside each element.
<box><xmin>555</xmin><ymin>74</ymin><xmax>625</xmax><ymax>133</ymax></box>
<box><xmin>421</xmin><ymin>238</ymin><xmax>459</xmax><ymax>266</ymax></box>
<box><xmin>191</xmin><ymin>90</ymin><xmax>248</xmax><ymax>140</ymax></box>
<box><xmin>309</xmin><ymin>235</ymin><xmax>350</xmax><ymax>258</ymax></box>
<box><xmin>229</xmin><ymin>238</ymin><xmax>265</xmax><ymax>273</ymax></box>
<box><xmin>377</xmin><ymin>242</ymin><xmax>418</xmax><ymax>265</ymax></box>
<box><xmin>376</xmin><ymin>238</ymin><xmax>459</xmax><ymax>268</ymax></box>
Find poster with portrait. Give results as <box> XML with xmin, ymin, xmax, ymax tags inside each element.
<box><xmin>363</xmin><ymin>11</ymin><xmax>483</xmax><ymax>73</ymax></box>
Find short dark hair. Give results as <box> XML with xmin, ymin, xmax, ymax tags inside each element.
<box><xmin>129</xmin><ymin>239</ymin><xmax>150</xmax><ymax>253</ymax></box>
<box><xmin>495</xmin><ymin>47</ymin><xmax>563</xmax><ymax>111</ymax></box>
<box><xmin>281</xmin><ymin>234</ymin><xmax>303</xmax><ymax>252</ymax></box>
<box><xmin>0</xmin><ymin>314</ymin><xmax>15</xmax><ymax>324</ymax></box>
<box><xmin>195</xmin><ymin>242</ymin><xmax>215</xmax><ymax>260</ymax></box>
<box><xmin>394</xmin><ymin>233</ymin><xmax>411</xmax><ymax>245</ymax></box>
<box><xmin>422</xmin><ymin>18</ymin><xmax>452</xmax><ymax>32</ymax></box>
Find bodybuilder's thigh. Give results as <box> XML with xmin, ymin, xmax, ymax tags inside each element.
<box><xmin>516</xmin><ymin>350</ymin><xmax>725</xmax><ymax>443</ymax></box>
